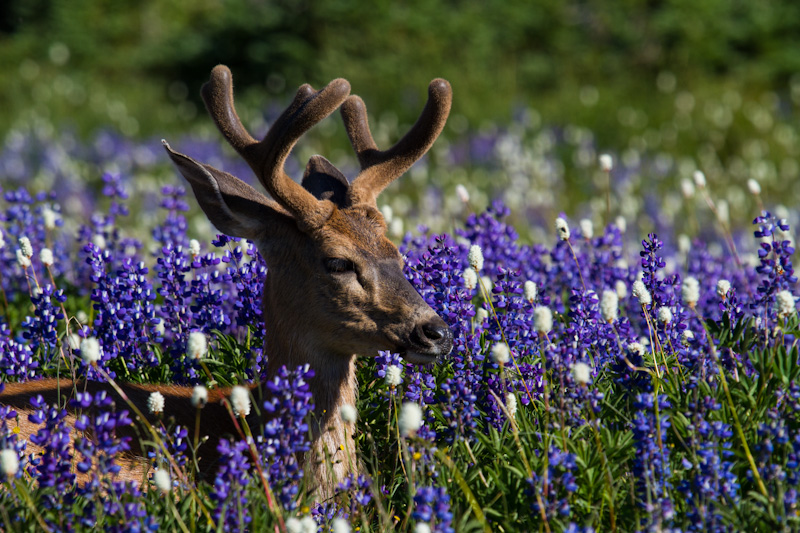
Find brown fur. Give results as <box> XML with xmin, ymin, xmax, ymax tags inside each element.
<box><xmin>1</xmin><ymin>65</ymin><xmax>453</xmax><ymax>501</ymax></box>
<box><xmin>1</xmin><ymin>379</ymin><xmax>251</xmax><ymax>486</ymax></box>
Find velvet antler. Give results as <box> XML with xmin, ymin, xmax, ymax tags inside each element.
<box><xmin>200</xmin><ymin>64</ymin><xmax>351</xmax><ymax>230</ymax></box>
<box><xmin>341</xmin><ymin>79</ymin><xmax>452</xmax><ymax>207</ymax></box>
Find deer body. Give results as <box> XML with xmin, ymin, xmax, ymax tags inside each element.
<box><xmin>1</xmin><ymin>65</ymin><xmax>453</xmax><ymax>500</ymax></box>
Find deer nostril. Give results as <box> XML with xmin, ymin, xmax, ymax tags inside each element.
<box><xmin>422</xmin><ymin>321</ymin><xmax>448</xmax><ymax>342</ymax></box>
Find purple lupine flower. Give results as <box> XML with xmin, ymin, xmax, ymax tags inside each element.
<box><xmin>413</xmin><ymin>485</ymin><xmax>454</xmax><ymax>533</ymax></box>
<box><xmin>527</xmin><ymin>448</ymin><xmax>579</xmax><ymax>519</ymax></box>
<box><xmin>677</xmin><ymin>395</ymin><xmax>739</xmax><ymax>532</ymax></box>
<box><xmin>753</xmin><ymin>212</ymin><xmax>797</xmax><ymax>325</ymax></box>
<box><xmin>21</xmin><ymin>284</ymin><xmax>66</xmax><ymax>356</ymax></box>
<box><xmin>401</xmin><ymin>232</ymin><xmax>478</xmax><ymax>370</ymax></box>
<box><xmin>71</xmin><ymin>390</ymin><xmax>134</xmax><ymax>479</ymax></box>
<box><xmin>152</xmin><ymin>185</ymin><xmax>189</xmax><ymax>248</ymax></box>
<box><xmin>0</xmin><ymin>383</ymin><xmax>27</xmax><ymax>482</ymax></box>
<box><xmin>259</xmin><ymin>364</ymin><xmax>315</xmax><ymax>510</ymax></box>
<box><xmin>312</xmin><ymin>501</ymin><xmax>349</xmax><ymax>523</ymax></box>
<box><xmin>439</xmin><ymin>373</ymin><xmax>480</xmax><ymax>441</ymax></box>
<box><xmin>639</xmin><ymin>233</ymin><xmax>681</xmax><ymax>312</ymax></box>
<box><xmin>218</xmin><ymin>237</ymin><xmax>266</xmax><ymax>333</ymax></box>
<box><xmin>375</xmin><ymin>351</ymin><xmax>404</xmax><ymax>381</ymax></box>
<box><xmin>456</xmin><ymin>201</ymin><xmax>524</xmax><ymax>278</ymax></box>
<box><xmin>1</xmin><ymin>188</ymin><xmax>68</xmax><ymax>295</ymax></box>
<box><xmin>68</xmin><ymin>390</ymin><xmax>158</xmax><ymax>531</ymax></box>
<box><xmin>334</xmin><ymin>474</ymin><xmax>374</xmax><ymax>519</ymax></box>
<box><xmin>84</xmin><ymin>251</ymin><xmax>160</xmax><ymax>375</ymax></box>
<box><xmin>27</xmin><ymin>395</ymin><xmax>76</xmax><ymax>512</ymax></box>
<box><xmin>631</xmin><ymin>393</ymin><xmax>674</xmax><ymax>530</ymax></box>
<box><xmin>189</xmin><ymin>247</ymin><xmax>230</xmax><ymax>334</ymax></box>
<box><xmin>211</xmin><ymin>439</ymin><xmax>252</xmax><ymax>531</ymax></box>
<box><xmin>0</xmin><ymin>320</ymin><xmax>39</xmax><ymax>381</ymax></box>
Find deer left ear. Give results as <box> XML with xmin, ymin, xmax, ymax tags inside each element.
<box><xmin>163</xmin><ymin>141</ymin><xmax>289</xmax><ymax>240</ymax></box>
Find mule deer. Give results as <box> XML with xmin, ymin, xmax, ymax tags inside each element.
<box><xmin>1</xmin><ymin>65</ymin><xmax>453</xmax><ymax>499</ymax></box>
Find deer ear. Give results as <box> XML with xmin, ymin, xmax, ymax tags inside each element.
<box><xmin>301</xmin><ymin>155</ymin><xmax>350</xmax><ymax>207</ymax></box>
<box><xmin>163</xmin><ymin>141</ymin><xmax>288</xmax><ymax>240</ymax></box>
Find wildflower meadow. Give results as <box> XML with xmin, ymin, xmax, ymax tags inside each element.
<box><xmin>1</xmin><ymin>87</ymin><xmax>800</xmax><ymax>533</ymax></box>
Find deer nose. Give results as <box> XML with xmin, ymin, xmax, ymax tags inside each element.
<box><xmin>411</xmin><ymin>318</ymin><xmax>453</xmax><ymax>355</ymax></box>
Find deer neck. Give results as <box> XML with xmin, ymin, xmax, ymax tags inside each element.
<box><xmin>262</xmin><ymin>292</ymin><xmax>360</xmax><ymax>493</ymax></box>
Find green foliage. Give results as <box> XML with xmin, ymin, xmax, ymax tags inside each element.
<box><xmin>1</xmin><ymin>0</ymin><xmax>799</xmax><ymax>139</ymax></box>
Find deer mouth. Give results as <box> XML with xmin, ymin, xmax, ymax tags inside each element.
<box><xmin>400</xmin><ymin>350</ymin><xmax>441</xmax><ymax>365</ymax></box>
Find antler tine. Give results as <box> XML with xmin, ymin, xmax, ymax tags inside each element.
<box><xmin>339</xmin><ymin>95</ymin><xmax>379</xmax><ymax>168</ymax></box>
<box><xmin>200</xmin><ymin>65</ymin><xmax>258</xmax><ymax>154</ymax></box>
<box><xmin>201</xmin><ymin>65</ymin><xmax>351</xmax><ymax>230</ymax></box>
<box><xmin>343</xmin><ymin>78</ymin><xmax>452</xmax><ymax>206</ymax></box>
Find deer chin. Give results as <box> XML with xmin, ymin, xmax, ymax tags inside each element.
<box><xmin>400</xmin><ymin>350</ymin><xmax>440</xmax><ymax>365</ymax></box>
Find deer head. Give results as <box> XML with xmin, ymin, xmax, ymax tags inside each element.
<box><xmin>163</xmin><ymin>65</ymin><xmax>453</xmax><ymax>376</ymax></box>
<box><xmin>162</xmin><ymin>66</ymin><xmax>454</xmax><ymax>375</ymax></box>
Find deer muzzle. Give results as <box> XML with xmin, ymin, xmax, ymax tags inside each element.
<box><xmin>402</xmin><ymin>315</ymin><xmax>453</xmax><ymax>364</ymax></box>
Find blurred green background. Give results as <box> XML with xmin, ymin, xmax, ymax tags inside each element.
<box><xmin>2</xmin><ymin>0</ymin><xmax>799</xmax><ymax>140</ymax></box>
<box><xmin>1</xmin><ymin>0</ymin><xmax>800</xmax><ymax>242</ymax></box>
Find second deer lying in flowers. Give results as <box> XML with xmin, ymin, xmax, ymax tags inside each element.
<box><xmin>2</xmin><ymin>65</ymin><xmax>453</xmax><ymax>500</ymax></box>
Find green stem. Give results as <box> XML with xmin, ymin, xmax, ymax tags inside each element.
<box><xmin>585</xmin><ymin>406</ymin><xmax>617</xmax><ymax>531</ymax></box>
<box><xmin>714</xmin><ymin>356</ymin><xmax>769</xmax><ymax>498</ymax></box>
<box><xmin>10</xmin><ymin>477</ymin><xmax>52</xmax><ymax>533</ymax></box>
<box><xmin>693</xmin><ymin>311</ymin><xmax>769</xmax><ymax>499</ymax></box>
<box><xmin>434</xmin><ymin>449</ymin><xmax>493</xmax><ymax>533</ymax></box>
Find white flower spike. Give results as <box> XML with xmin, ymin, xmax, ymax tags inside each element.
<box><xmin>524</xmin><ymin>280</ymin><xmax>537</xmax><ymax>303</ymax></box>
<box><xmin>716</xmin><ymin>279</ymin><xmax>731</xmax><ymax>299</ymax></box>
<box><xmin>468</xmin><ymin>245</ymin><xmax>484</xmax><ymax>272</ymax></box>
<box><xmin>153</xmin><ymin>469</ymin><xmax>171</xmax><ymax>493</ymax></box>
<box><xmin>0</xmin><ymin>449</ymin><xmax>19</xmax><ymax>478</ymax></box>
<box><xmin>385</xmin><ymin>365</ymin><xmax>403</xmax><ymax>386</ymax></box>
<box><xmin>462</xmin><ymin>268</ymin><xmax>478</xmax><ymax>291</ymax></box>
<box><xmin>18</xmin><ymin>236</ymin><xmax>33</xmax><ymax>258</ymax></box>
<box><xmin>340</xmin><ymin>404</ymin><xmax>357</xmax><ymax>423</ymax></box>
<box><xmin>632</xmin><ymin>280</ymin><xmax>652</xmax><ymax>306</ymax></box>
<box><xmin>455</xmin><ymin>184</ymin><xmax>470</xmax><ymax>204</ymax></box>
<box><xmin>231</xmin><ymin>386</ymin><xmax>251</xmax><ymax>418</ymax></box>
<box><xmin>555</xmin><ymin>217</ymin><xmax>571</xmax><ymax>241</ymax></box>
<box><xmin>600</xmin><ymin>290</ymin><xmax>619</xmax><ymax>323</ymax></box>
<box><xmin>682</xmin><ymin>277</ymin><xmax>699</xmax><ymax>307</ymax></box>
<box><xmin>571</xmin><ymin>362</ymin><xmax>592</xmax><ymax>385</ymax></box>
<box><xmin>191</xmin><ymin>385</ymin><xmax>208</xmax><ymax>408</ymax></box>
<box><xmin>187</xmin><ymin>331</ymin><xmax>207</xmax><ymax>360</ymax></box>
<box><xmin>39</xmin><ymin>248</ymin><xmax>54</xmax><ymax>267</ymax></box>
<box><xmin>580</xmin><ymin>218</ymin><xmax>594</xmax><ymax>239</ymax></box>
<box><xmin>147</xmin><ymin>391</ymin><xmax>165</xmax><ymax>415</ymax></box>
<box><xmin>777</xmin><ymin>290</ymin><xmax>796</xmax><ymax>317</ymax></box>
<box><xmin>80</xmin><ymin>337</ymin><xmax>102</xmax><ymax>364</ymax></box>
<box><xmin>491</xmin><ymin>343</ymin><xmax>510</xmax><ymax>365</ymax></box>
<box><xmin>399</xmin><ymin>402</ymin><xmax>423</xmax><ymax>437</ymax></box>
<box><xmin>599</xmin><ymin>153</ymin><xmax>613</xmax><ymax>172</ymax></box>
<box><xmin>534</xmin><ymin>306</ymin><xmax>553</xmax><ymax>334</ymax></box>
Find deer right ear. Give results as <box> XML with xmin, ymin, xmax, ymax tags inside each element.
<box><xmin>163</xmin><ymin>141</ymin><xmax>288</xmax><ymax>241</ymax></box>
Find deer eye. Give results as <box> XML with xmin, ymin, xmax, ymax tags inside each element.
<box><xmin>324</xmin><ymin>258</ymin><xmax>356</xmax><ymax>274</ymax></box>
